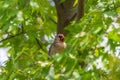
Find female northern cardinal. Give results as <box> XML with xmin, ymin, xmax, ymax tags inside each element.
<box><xmin>49</xmin><ymin>34</ymin><xmax>66</xmax><ymax>56</ymax></box>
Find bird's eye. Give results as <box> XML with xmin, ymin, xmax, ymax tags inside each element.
<box><xmin>59</xmin><ymin>36</ymin><xmax>64</xmax><ymax>39</ymax></box>
<box><xmin>58</xmin><ymin>36</ymin><xmax>62</xmax><ymax>38</ymax></box>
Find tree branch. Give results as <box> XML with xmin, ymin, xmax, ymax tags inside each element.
<box><xmin>77</xmin><ymin>0</ymin><xmax>85</xmax><ymax>21</ymax></box>
<box><xmin>35</xmin><ymin>38</ymin><xmax>43</xmax><ymax>49</ymax></box>
<box><xmin>0</xmin><ymin>32</ymin><xmax>25</xmax><ymax>43</ymax></box>
<box><xmin>54</xmin><ymin>0</ymin><xmax>85</xmax><ymax>35</ymax></box>
<box><xmin>48</xmin><ymin>16</ymin><xmax>57</xmax><ymax>24</ymax></box>
<box><xmin>54</xmin><ymin>0</ymin><xmax>76</xmax><ymax>35</ymax></box>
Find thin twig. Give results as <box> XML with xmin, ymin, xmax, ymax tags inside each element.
<box><xmin>35</xmin><ymin>38</ymin><xmax>43</xmax><ymax>49</ymax></box>
<box><xmin>48</xmin><ymin>16</ymin><xmax>57</xmax><ymax>24</ymax></box>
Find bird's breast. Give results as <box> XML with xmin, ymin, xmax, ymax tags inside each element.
<box><xmin>55</xmin><ymin>42</ymin><xmax>66</xmax><ymax>53</ymax></box>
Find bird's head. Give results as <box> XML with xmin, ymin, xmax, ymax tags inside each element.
<box><xmin>56</xmin><ymin>34</ymin><xmax>65</xmax><ymax>42</ymax></box>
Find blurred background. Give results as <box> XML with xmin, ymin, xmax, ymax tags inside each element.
<box><xmin>0</xmin><ymin>0</ymin><xmax>120</xmax><ymax>80</ymax></box>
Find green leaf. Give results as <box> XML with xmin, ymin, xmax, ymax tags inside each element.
<box><xmin>108</xmin><ymin>29</ymin><xmax>120</xmax><ymax>42</ymax></box>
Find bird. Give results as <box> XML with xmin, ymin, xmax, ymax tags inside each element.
<box><xmin>49</xmin><ymin>33</ymin><xmax>66</xmax><ymax>56</ymax></box>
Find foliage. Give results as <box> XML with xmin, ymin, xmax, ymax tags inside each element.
<box><xmin>0</xmin><ymin>0</ymin><xmax>120</xmax><ymax>80</ymax></box>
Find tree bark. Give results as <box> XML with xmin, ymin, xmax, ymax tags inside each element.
<box><xmin>54</xmin><ymin>0</ymin><xmax>85</xmax><ymax>35</ymax></box>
